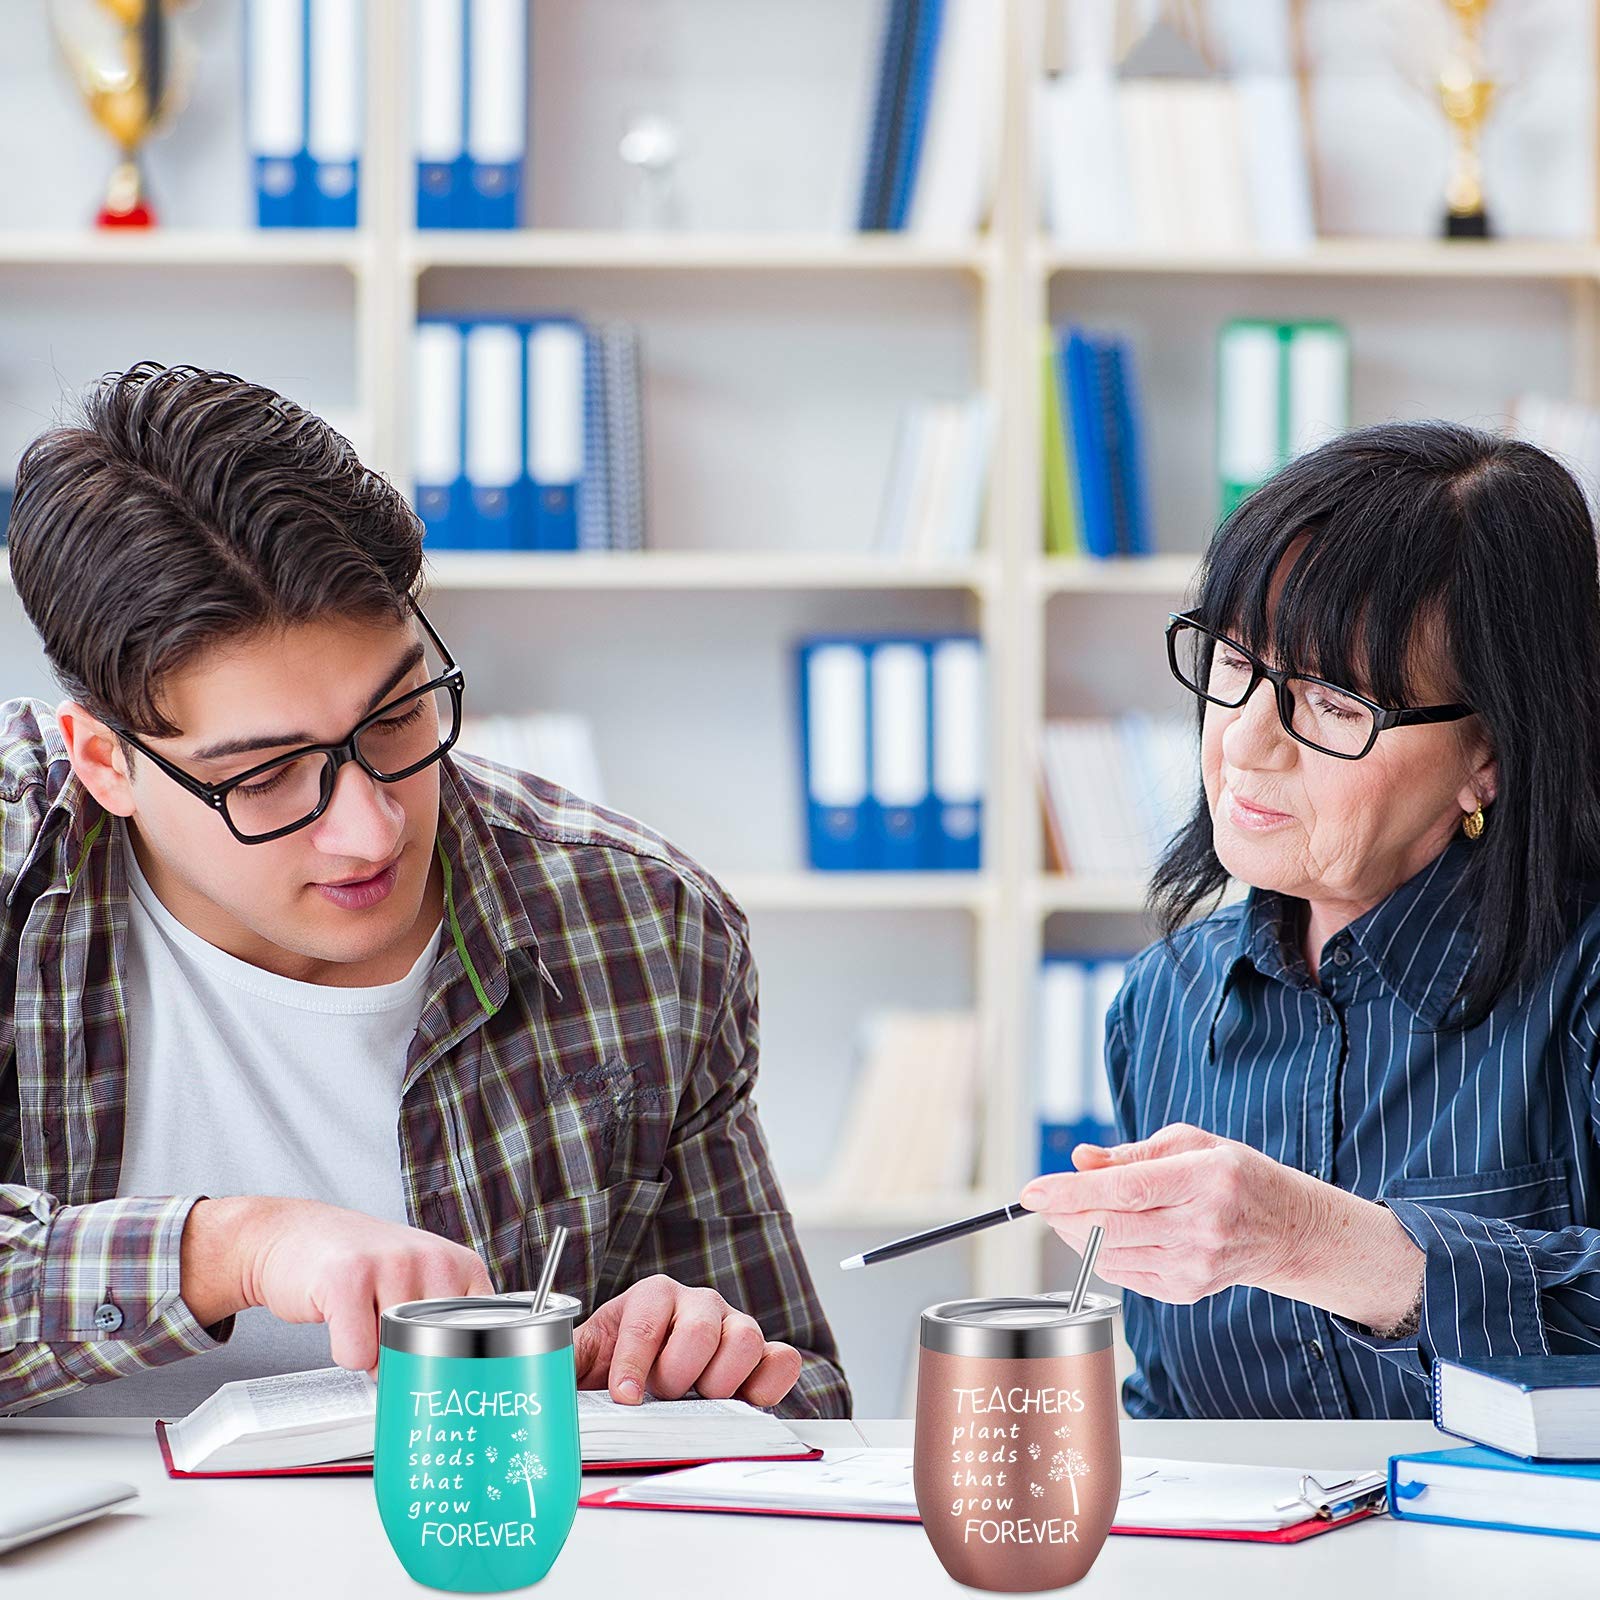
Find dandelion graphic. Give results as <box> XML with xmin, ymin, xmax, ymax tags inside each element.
<box><xmin>1047</xmin><ymin>1448</ymin><xmax>1092</xmax><ymax>1515</ymax></box>
<box><xmin>484</xmin><ymin>1445</ymin><xmax>498</xmax><ymax>1464</ymax></box>
<box><xmin>505</xmin><ymin>1451</ymin><xmax>548</xmax><ymax>1517</ymax></box>
<box><xmin>511</xmin><ymin>1427</ymin><xmax>529</xmax><ymax>1443</ymax></box>
<box><xmin>1028</xmin><ymin>1482</ymin><xmax>1045</xmax><ymax>1499</ymax></box>
<box><xmin>1026</xmin><ymin>1443</ymin><xmax>1041</xmax><ymax>1461</ymax></box>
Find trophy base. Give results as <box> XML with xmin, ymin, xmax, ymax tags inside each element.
<box><xmin>1443</xmin><ymin>208</ymin><xmax>1492</xmax><ymax>239</ymax></box>
<box><xmin>96</xmin><ymin>159</ymin><xmax>157</xmax><ymax>230</ymax></box>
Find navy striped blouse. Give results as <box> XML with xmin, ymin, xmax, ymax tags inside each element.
<box><xmin>1108</xmin><ymin>833</ymin><xmax>1600</xmax><ymax>1420</ymax></box>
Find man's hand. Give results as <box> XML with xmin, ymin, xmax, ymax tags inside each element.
<box><xmin>182</xmin><ymin>1195</ymin><xmax>497</xmax><ymax>1376</ymax></box>
<box><xmin>572</xmin><ymin>1274</ymin><xmax>803</xmax><ymax>1408</ymax></box>
<box><xmin>1016</xmin><ymin>1122</ymin><xmax>1425</xmax><ymax>1329</ymax></box>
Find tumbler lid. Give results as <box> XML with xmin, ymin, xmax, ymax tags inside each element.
<box><xmin>920</xmin><ymin>1291</ymin><xmax>1119</xmax><ymax>1359</ymax></box>
<box><xmin>380</xmin><ymin>1292</ymin><xmax>582</xmax><ymax>1359</ymax></box>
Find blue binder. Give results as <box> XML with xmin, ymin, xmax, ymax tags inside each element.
<box><xmin>866</xmin><ymin>639</ymin><xmax>933</xmax><ymax>871</ymax></box>
<box><xmin>413</xmin><ymin>318</ymin><xmax>467</xmax><ymax>549</ymax></box>
<box><xmin>522</xmin><ymin>318</ymin><xmax>585</xmax><ymax>551</ymax></box>
<box><xmin>415</xmin><ymin>0</ymin><xmax>466</xmax><ymax>227</ymax></box>
<box><xmin>886</xmin><ymin>0</ymin><xmax>945</xmax><ymax>230</ymax></box>
<box><xmin>247</xmin><ymin>0</ymin><xmax>310</xmax><ymax>227</ymax></box>
<box><xmin>1036</xmin><ymin>954</ymin><xmax>1126</xmax><ymax>1175</ymax></box>
<box><xmin>306</xmin><ymin>0</ymin><xmax>362</xmax><ymax>229</ymax></box>
<box><xmin>929</xmin><ymin>635</ymin><xmax>983</xmax><ymax>871</ymax></box>
<box><xmin>799</xmin><ymin>639</ymin><xmax>871</xmax><ymax>871</ymax></box>
<box><xmin>465</xmin><ymin>0</ymin><xmax>527</xmax><ymax>228</ymax></box>
<box><xmin>463</xmin><ymin>321</ymin><xmax>523</xmax><ymax>549</ymax></box>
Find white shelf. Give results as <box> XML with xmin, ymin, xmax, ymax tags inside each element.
<box><xmin>408</xmin><ymin>229</ymin><xmax>998</xmax><ymax>276</ymax></box>
<box><xmin>424</xmin><ymin>550</ymin><xmax>996</xmax><ymax>592</ymax></box>
<box><xmin>1034</xmin><ymin>555</ymin><xmax>1200</xmax><ymax>596</ymax></box>
<box><xmin>0</xmin><ymin>230</ymin><xmax>367</xmax><ymax>270</ymax></box>
<box><xmin>1032</xmin><ymin>875</ymin><xmax>1154</xmax><ymax>915</ymax></box>
<box><xmin>789</xmin><ymin>1189</ymin><xmax>1011</xmax><ymax>1230</ymax></box>
<box><xmin>1037</xmin><ymin>237</ymin><xmax>1600</xmax><ymax>282</ymax></box>
<box><xmin>728</xmin><ymin>872</ymin><xmax>997</xmax><ymax>914</ymax></box>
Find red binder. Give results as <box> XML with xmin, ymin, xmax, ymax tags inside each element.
<box><xmin>577</xmin><ymin>1483</ymin><xmax>1379</xmax><ymax>1543</ymax></box>
<box><xmin>154</xmin><ymin>1420</ymin><xmax>823</xmax><ymax>1481</ymax></box>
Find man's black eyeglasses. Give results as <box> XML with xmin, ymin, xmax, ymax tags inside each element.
<box><xmin>1165</xmin><ymin>610</ymin><xmax>1474</xmax><ymax>761</ymax></box>
<box><xmin>111</xmin><ymin>600</ymin><xmax>466</xmax><ymax>845</ymax></box>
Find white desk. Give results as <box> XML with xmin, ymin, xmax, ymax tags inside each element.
<box><xmin>0</xmin><ymin>1415</ymin><xmax>1585</xmax><ymax>1595</ymax></box>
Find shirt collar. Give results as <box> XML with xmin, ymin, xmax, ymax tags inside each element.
<box><xmin>431</xmin><ymin>754</ymin><xmax>557</xmax><ymax>1002</ymax></box>
<box><xmin>1231</xmin><ymin>833</ymin><xmax>1478</xmax><ymax>1027</ymax></box>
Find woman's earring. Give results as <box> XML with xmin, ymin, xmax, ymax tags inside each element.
<box><xmin>1462</xmin><ymin>803</ymin><xmax>1486</xmax><ymax>841</ymax></box>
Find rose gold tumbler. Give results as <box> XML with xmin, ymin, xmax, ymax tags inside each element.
<box><xmin>913</xmin><ymin>1293</ymin><xmax>1121</xmax><ymax>1591</ymax></box>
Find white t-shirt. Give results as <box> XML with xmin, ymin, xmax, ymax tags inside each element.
<box><xmin>32</xmin><ymin>828</ymin><xmax>443</xmax><ymax>1416</ymax></box>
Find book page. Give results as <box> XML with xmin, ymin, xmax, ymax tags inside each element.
<box><xmin>231</xmin><ymin>1366</ymin><xmax>377</xmax><ymax>1432</ymax></box>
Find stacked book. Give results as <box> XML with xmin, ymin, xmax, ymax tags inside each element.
<box><xmin>1041</xmin><ymin>326</ymin><xmax>1152</xmax><ymax>559</ymax></box>
<box><xmin>1039</xmin><ymin>715</ymin><xmax>1193</xmax><ymax>878</ymax></box>
<box><xmin>1390</xmin><ymin>1356</ymin><xmax>1600</xmax><ymax>1541</ymax></box>
<box><xmin>874</xmin><ymin>395</ymin><xmax>994</xmax><ymax>558</ymax></box>
<box><xmin>1036</xmin><ymin>955</ymin><xmax>1125</xmax><ymax>1176</ymax></box>
<box><xmin>799</xmin><ymin>634</ymin><xmax>984</xmax><ymax>872</ymax></box>
<box><xmin>413</xmin><ymin>0</ymin><xmax>527</xmax><ymax>228</ymax></box>
<box><xmin>855</xmin><ymin>0</ymin><xmax>1003</xmax><ymax>237</ymax></box>
<box><xmin>246</xmin><ymin>0</ymin><xmax>364</xmax><ymax>227</ymax></box>
<box><xmin>413</xmin><ymin>317</ymin><xmax>645</xmax><ymax>553</ymax></box>
<box><xmin>809</xmin><ymin>1011</ymin><xmax>981</xmax><ymax>1205</ymax></box>
<box><xmin>456</xmin><ymin>714</ymin><xmax>606</xmax><ymax>806</ymax></box>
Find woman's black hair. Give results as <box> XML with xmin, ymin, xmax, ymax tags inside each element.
<box><xmin>1150</xmin><ymin>419</ymin><xmax>1600</xmax><ymax>1032</ymax></box>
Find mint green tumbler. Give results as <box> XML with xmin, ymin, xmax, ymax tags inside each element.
<box><xmin>374</xmin><ymin>1294</ymin><xmax>582</xmax><ymax>1592</ymax></box>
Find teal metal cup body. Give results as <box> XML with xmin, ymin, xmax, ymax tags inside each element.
<box><xmin>374</xmin><ymin>1293</ymin><xmax>583</xmax><ymax>1592</ymax></box>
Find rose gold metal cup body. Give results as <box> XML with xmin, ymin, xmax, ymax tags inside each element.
<box><xmin>913</xmin><ymin>1293</ymin><xmax>1121</xmax><ymax>1591</ymax></box>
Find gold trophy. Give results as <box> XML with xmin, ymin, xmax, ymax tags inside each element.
<box><xmin>1436</xmin><ymin>0</ymin><xmax>1495</xmax><ymax>237</ymax></box>
<box><xmin>49</xmin><ymin>0</ymin><xmax>195</xmax><ymax>228</ymax></box>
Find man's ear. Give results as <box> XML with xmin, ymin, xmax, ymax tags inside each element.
<box><xmin>55</xmin><ymin>699</ymin><xmax>137</xmax><ymax>818</ymax></box>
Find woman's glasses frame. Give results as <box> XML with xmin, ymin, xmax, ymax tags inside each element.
<box><xmin>1164</xmin><ymin>609</ymin><xmax>1474</xmax><ymax>761</ymax></box>
<box><xmin>108</xmin><ymin>598</ymin><xmax>466</xmax><ymax>844</ymax></box>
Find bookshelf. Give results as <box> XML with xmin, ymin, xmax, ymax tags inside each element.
<box><xmin>1</xmin><ymin>0</ymin><xmax>1596</xmax><ymax>1416</ymax></box>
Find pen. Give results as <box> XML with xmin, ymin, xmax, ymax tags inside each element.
<box><xmin>839</xmin><ymin>1202</ymin><xmax>1032</xmax><ymax>1270</ymax></box>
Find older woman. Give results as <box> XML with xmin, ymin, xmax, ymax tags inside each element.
<box><xmin>1018</xmin><ymin>419</ymin><xmax>1600</xmax><ymax>1419</ymax></box>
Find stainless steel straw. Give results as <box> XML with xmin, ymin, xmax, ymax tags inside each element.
<box><xmin>530</xmin><ymin>1224</ymin><xmax>569</xmax><ymax>1314</ymax></box>
<box><xmin>1065</xmin><ymin>1224</ymin><xmax>1105</xmax><ymax>1315</ymax></box>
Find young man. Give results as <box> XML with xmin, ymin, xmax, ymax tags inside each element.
<box><xmin>0</xmin><ymin>361</ymin><xmax>850</xmax><ymax>1419</ymax></box>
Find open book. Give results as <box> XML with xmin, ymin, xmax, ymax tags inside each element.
<box><xmin>154</xmin><ymin>1365</ymin><xmax>818</xmax><ymax>1478</ymax></box>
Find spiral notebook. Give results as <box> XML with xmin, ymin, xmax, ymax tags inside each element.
<box><xmin>579</xmin><ymin>1450</ymin><xmax>1387</xmax><ymax>1543</ymax></box>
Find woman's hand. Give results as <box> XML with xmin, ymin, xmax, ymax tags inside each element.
<box><xmin>1018</xmin><ymin>1122</ymin><xmax>1425</xmax><ymax>1330</ymax></box>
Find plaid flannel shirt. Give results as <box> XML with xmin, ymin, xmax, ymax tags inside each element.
<box><xmin>0</xmin><ymin>698</ymin><xmax>850</xmax><ymax>1418</ymax></box>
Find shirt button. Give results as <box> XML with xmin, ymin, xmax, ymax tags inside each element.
<box><xmin>1309</xmin><ymin>1338</ymin><xmax>1325</xmax><ymax>1361</ymax></box>
<box><xmin>93</xmin><ymin>1302</ymin><xmax>124</xmax><ymax>1333</ymax></box>
<box><xmin>1332</xmin><ymin>948</ymin><xmax>1350</xmax><ymax>967</ymax></box>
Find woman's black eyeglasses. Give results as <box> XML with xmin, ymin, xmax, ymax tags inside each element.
<box><xmin>111</xmin><ymin>600</ymin><xmax>466</xmax><ymax>845</ymax></box>
<box><xmin>1165</xmin><ymin>610</ymin><xmax>1474</xmax><ymax>761</ymax></box>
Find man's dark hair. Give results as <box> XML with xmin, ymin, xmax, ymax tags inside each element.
<box><xmin>8</xmin><ymin>360</ymin><xmax>425</xmax><ymax>743</ymax></box>
<box><xmin>1151</xmin><ymin>418</ymin><xmax>1600</xmax><ymax>1033</ymax></box>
